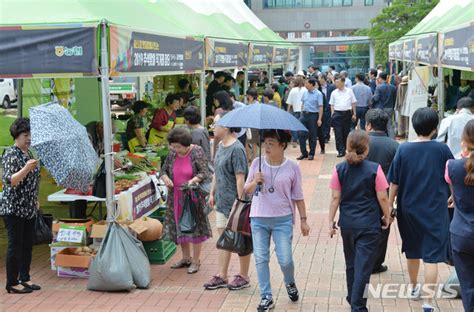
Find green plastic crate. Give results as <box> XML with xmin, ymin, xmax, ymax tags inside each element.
<box><xmin>149</xmin><ymin>206</ymin><xmax>167</xmax><ymax>223</ymax></box>
<box><xmin>143</xmin><ymin>239</ymin><xmax>176</xmax><ymax>264</ymax></box>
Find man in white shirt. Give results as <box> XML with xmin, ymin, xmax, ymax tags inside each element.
<box><xmin>329</xmin><ymin>75</ymin><xmax>357</xmax><ymax>157</ymax></box>
<box><xmin>437</xmin><ymin>97</ymin><xmax>474</xmax><ymax>158</ymax></box>
<box><xmin>286</xmin><ymin>77</ymin><xmax>307</xmax><ymax>145</ymax></box>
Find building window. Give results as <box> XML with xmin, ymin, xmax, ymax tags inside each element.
<box><xmin>263</xmin><ymin>0</ymin><xmax>352</xmax><ymax>8</ymax></box>
<box><xmin>364</xmin><ymin>0</ymin><xmax>374</xmax><ymax>5</ymax></box>
<box><xmin>288</xmin><ymin>32</ymin><xmax>296</xmax><ymax>39</ymax></box>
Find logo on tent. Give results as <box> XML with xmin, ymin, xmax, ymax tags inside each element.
<box><xmin>55</xmin><ymin>46</ymin><xmax>84</xmax><ymax>57</ymax></box>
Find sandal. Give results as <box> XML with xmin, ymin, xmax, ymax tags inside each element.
<box><xmin>170</xmin><ymin>258</ymin><xmax>192</xmax><ymax>269</ymax></box>
<box><xmin>187</xmin><ymin>261</ymin><xmax>201</xmax><ymax>274</ymax></box>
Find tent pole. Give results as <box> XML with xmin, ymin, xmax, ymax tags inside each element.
<box><xmin>268</xmin><ymin>65</ymin><xmax>273</xmax><ymax>87</ymax></box>
<box><xmin>99</xmin><ymin>20</ymin><xmax>115</xmax><ymax>221</ymax></box>
<box><xmin>244</xmin><ymin>67</ymin><xmax>249</xmax><ymax>97</ymax></box>
<box><xmin>17</xmin><ymin>80</ymin><xmax>23</xmax><ymax>118</ymax></box>
<box><xmin>199</xmin><ymin>71</ymin><xmax>206</xmax><ymax>127</ymax></box>
<box><xmin>437</xmin><ymin>33</ymin><xmax>445</xmax><ymax>120</ymax></box>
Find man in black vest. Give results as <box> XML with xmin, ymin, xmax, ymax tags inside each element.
<box><xmin>365</xmin><ymin>109</ymin><xmax>399</xmax><ymax>274</ymax></box>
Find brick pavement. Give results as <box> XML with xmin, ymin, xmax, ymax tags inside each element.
<box><xmin>0</xmin><ymin>140</ymin><xmax>462</xmax><ymax>312</ymax></box>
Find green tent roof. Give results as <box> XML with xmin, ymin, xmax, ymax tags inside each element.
<box><xmin>0</xmin><ymin>0</ymin><xmax>288</xmax><ymax>44</ymax></box>
<box><xmin>391</xmin><ymin>0</ymin><xmax>474</xmax><ymax>44</ymax></box>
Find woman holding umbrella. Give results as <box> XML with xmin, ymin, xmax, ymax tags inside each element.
<box><xmin>244</xmin><ymin>129</ymin><xmax>310</xmax><ymax>311</ymax></box>
<box><xmin>1</xmin><ymin>118</ymin><xmax>40</xmax><ymax>294</ymax></box>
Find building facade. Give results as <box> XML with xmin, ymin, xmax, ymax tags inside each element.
<box><xmin>247</xmin><ymin>0</ymin><xmax>387</xmax><ymax>76</ymax></box>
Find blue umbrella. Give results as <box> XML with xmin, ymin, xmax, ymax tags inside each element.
<box><xmin>216</xmin><ymin>103</ymin><xmax>307</xmax><ymax>193</ymax></box>
<box><xmin>215</xmin><ymin>103</ymin><xmax>307</xmax><ymax>132</ymax></box>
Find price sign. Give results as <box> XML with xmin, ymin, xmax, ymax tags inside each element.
<box><xmin>57</xmin><ymin>225</ymin><xmax>86</xmax><ymax>244</ymax></box>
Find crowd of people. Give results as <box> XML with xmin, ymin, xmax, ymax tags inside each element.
<box><xmin>1</xmin><ymin>65</ymin><xmax>473</xmax><ymax>312</ymax></box>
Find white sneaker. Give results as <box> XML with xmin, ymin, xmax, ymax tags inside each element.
<box><xmin>422</xmin><ymin>303</ymin><xmax>435</xmax><ymax>312</ymax></box>
<box><xmin>409</xmin><ymin>285</ymin><xmax>421</xmax><ymax>300</ymax></box>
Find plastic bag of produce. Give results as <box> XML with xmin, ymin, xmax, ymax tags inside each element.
<box><xmin>120</xmin><ymin>227</ymin><xmax>151</xmax><ymax>288</ymax></box>
<box><xmin>87</xmin><ymin>222</ymin><xmax>134</xmax><ymax>291</ymax></box>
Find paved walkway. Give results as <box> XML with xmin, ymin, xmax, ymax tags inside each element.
<box><xmin>0</xmin><ymin>140</ymin><xmax>462</xmax><ymax>312</ymax></box>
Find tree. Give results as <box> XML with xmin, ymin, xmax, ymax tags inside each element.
<box><xmin>356</xmin><ymin>0</ymin><xmax>439</xmax><ymax>65</ymax></box>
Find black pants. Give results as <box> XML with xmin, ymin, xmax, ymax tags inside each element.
<box><xmin>452</xmin><ymin>233</ymin><xmax>474</xmax><ymax>311</ymax></box>
<box><xmin>3</xmin><ymin>215</ymin><xmax>35</xmax><ymax>287</ymax></box>
<box><xmin>332</xmin><ymin>110</ymin><xmax>352</xmax><ymax>154</ymax></box>
<box><xmin>323</xmin><ymin>104</ymin><xmax>331</xmax><ymax>141</ymax></box>
<box><xmin>372</xmin><ymin>227</ymin><xmax>390</xmax><ymax>270</ymax></box>
<box><xmin>298</xmin><ymin>112</ymin><xmax>318</xmax><ymax>157</ymax></box>
<box><xmin>341</xmin><ymin>227</ymin><xmax>380</xmax><ymax>312</ymax></box>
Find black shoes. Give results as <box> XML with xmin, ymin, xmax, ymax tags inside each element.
<box><xmin>337</xmin><ymin>152</ymin><xmax>346</xmax><ymax>158</ymax></box>
<box><xmin>296</xmin><ymin>155</ymin><xmax>308</xmax><ymax>160</ymax></box>
<box><xmin>286</xmin><ymin>283</ymin><xmax>299</xmax><ymax>302</ymax></box>
<box><xmin>371</xmin><ymin>264</ymin><xmax>388</xmax><ymax>274</ymax></box>
<box><xmin>257</xmin><ymin>296</ymin><xmax>275</xmax><ymax>311</ymax></box>
<box><xmin>21</xmin><ymin>282</ymin><xmax>41</xmax><ymax>291</ymax></box>
<box><xmin>320</xmin><ymin>149</ymin><xmax>325</xmax><ymax>155</ymax></box>
<box><xmin>308</xmin><ymin>156</ymin><xmax>314</xmax><ymax>161</ymax></box>
<box><xmin>6</xmin><ymin>285</ymin><xmax>33</xmax><ymax>294</ymax></box>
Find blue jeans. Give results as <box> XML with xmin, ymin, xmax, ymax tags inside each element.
<box><xmin>251</xmin><ymin>214</ymin><xmax>295</xmax><ymax>298</ymax></box>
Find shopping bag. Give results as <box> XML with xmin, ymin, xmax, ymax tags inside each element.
<box><xmin>120</xmin><ymin>225</ymin><xmax>151</xmax><ymax>289</ymax></box>
<box><xmin>226</xmin><ymin>198</ymin><xmax>252</xmax><ymax>237</ymax></box>
<box><xmin>33</xmin><ymin>211</ymin><xmax>53</xmax><ymax>245</ymax></box>
<box><xmin>216</xmin><ymin>229</ymin><xmax>253</xmax><ymax>256</ymax></box>
<box><xmin>179</xmin><ymin>189</ymin><xmax>198</xmax><ymax>234</ymax></box>
<box><xmin>87</xmin><ymin>222</ymin><xmax>134</xmax><ymax>291</ymax></box>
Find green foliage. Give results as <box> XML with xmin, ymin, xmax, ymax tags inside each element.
<box><xmin>358</xmin><ymin>0</ymin><xmax>439</xmax><ymax>65</ymax></box>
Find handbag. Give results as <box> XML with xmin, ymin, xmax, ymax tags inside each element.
<box><xmin>179</xmin><ymin>189</ymin><xmax>199</xmax><ymax>234</ymax></box>
<box><xmin>33</xmin><ymin>211</ymin><xmax>53</xmax><ymax>245</ymax></box>
<box><xmin>216</xmin><ymin>228</ymin><xmax>253</xmax><ymax>256</ymax></box>
<box><xmin>226</xmin><ymin>197</ymin><xmax>252</xmax><ymax>237</ymax></box>
<box><xmin>92</xmin><ymin>160</ymin><xmax>106</xmax><ymax>198</ymax></box>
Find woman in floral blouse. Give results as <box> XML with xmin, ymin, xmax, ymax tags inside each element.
<box><xmin>0</xmin><ymin>118</ymin><xmax>41</xmax><ymax>294</ymax></box>
<box><xmin>159</xmin><ymin>127</ymin><xmax>212</xmax><ymax>274</ymax></box>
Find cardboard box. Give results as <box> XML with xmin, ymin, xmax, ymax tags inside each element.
<box><xmin>52</xmin><ymin>219</ymin><xmax>94</xmax><ymax>233</ymax></box>
<box><xmin>50</xmin><ymin>245</ymin><xmax>67</xmax><ymax>271</ymax></box>
<box><xmin>90</xmin><ymin>220</ymin><xmax>136</xmax><ymax>240</ymax></box>
<box><xmin>57</xmin><ymin>266</ymin><xmax>90</xmax><ymax>279</ymax></box>
<box><xmin>55</xmin><ymin>248</ymin><xmax>93</xmax><ymax>268</ymax></box>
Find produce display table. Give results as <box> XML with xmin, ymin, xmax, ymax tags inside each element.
<box><xmin>48</xmin><ymin>174</ymin><xmax>167</xmax><ymax>221</ymax></box>
<box><xmin>48</xmin><ymin>190</ymin><xmax>105</xmax><ymax>219</ymax></box>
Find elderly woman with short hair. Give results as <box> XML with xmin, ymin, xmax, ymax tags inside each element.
<box><xmin>159</xmin><ymin>127</ymin><xmax>211</xmax><ymax>274</ymax></box>
<box><xmin>1</xmin><ymin>118</ymin><xmax>41</xmax><ymax>294</ymax></box>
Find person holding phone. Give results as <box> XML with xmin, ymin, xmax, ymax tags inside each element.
<box><xmin>328</xmin><ymin>130</ymin><xmax>392</xmax><ymax>312</ymax></box>
<box><xmin>0</xmin><ymin>118</ymin><xmax>41</xmax><ymax>294</ymax></box>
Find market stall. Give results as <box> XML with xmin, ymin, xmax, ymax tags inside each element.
<box><xmin>0</xmin><ymin>0</ymin><xmax>298</xmax><ymax>281</ymax></box>
<box><xmin>388</xmin><ymin>0</ymin><xmax>474</xmax><ymax>117</ymax></box>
